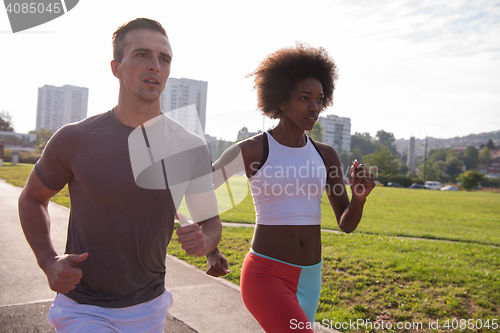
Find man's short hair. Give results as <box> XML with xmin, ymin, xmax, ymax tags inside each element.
<box><xmin>112</xmin><ymin>18</ymin><xmax>168</xmax><ymax>63</ymax></box>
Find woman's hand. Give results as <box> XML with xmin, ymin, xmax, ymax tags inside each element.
<box><xmin>350</xmin><ymin>160</ymin><xmax>375</xmax><ymax>202</ymax></box>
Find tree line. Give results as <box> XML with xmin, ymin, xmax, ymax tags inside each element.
<box><xmin>305</xmin><ymin>122</ymin><xmax>498</xmax><ymax>190</ymax></box>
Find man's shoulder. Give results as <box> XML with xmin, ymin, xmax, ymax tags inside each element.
<box><xmin>46</xmin><ymin>111</ymin><xmax>113</xmax><ymax>150</ymax></box>
<box><xmin>56</xmin><ymin>111</ymin><xmax>112</xmax><ymax>136</ymax></box>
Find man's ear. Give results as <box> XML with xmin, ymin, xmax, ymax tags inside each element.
<box><xmin>111</xmin><ymin>60</ymin><xmax>121</xmax><ymax>79</ymax></box>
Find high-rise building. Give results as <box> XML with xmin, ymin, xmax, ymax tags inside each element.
<box><xmin>160</xmin><ymin>78</ymin><xmax>208</xmax><ymax>134</ymax></box>
<box><xmin>36</xmin><ymin>85</ymin><xmax>88</xmax><ymax>131</ymax></box>
<box><xmin>318</xmin><ymin>114</ymin><xmax>351</xmax><ymax>154</ymax></box>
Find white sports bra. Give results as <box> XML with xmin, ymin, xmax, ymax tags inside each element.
<box><xmin>248</xmin><ymin>131</ymin><xmax>327</xmax><ymax>226</ymax></box>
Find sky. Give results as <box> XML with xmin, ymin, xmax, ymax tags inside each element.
<box><xmin>1</xmin><ymin>0</ymin><xmax>499</xmax><ymax>142</ymax></box>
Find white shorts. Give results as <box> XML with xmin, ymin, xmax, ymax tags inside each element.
<box><xmin>47</xmin><ymin>290</ymin><xmax>173</xmax><ymax>333</ymax></box>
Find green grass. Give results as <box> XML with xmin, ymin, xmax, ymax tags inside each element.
<box><xmin>3</xmin><ymin>164</ymin><xmax>499</xmax><ymax>332</ymax></box>
<box><xmin>327</xmin><ymin>188</ymin><xmax>500</xmax><ymax>246</ymax></box>
<box><xmin>0</xmin><ymin>162</ymin><xmax>70</xmax><ymax>207</ymax></box>
<box><xmin>0</xmin><ymin>162</ymin><xmax>33</xmax><ymax>187</ymax></box>
<box><xmin>168</xmin><ymin>227</ymin><xmax>500</xmax><ymax>333</ymax></box>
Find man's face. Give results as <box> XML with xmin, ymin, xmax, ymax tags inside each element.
<box><xmin>113</xmin><ymin>29</ymin><xmax>172</xmax><ymax>104</ymax></box>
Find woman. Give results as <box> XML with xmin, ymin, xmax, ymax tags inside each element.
<box><xmin>208</xmin><ymin>43</ymin><xmax>374</xmax><ymax>332</ymax></box>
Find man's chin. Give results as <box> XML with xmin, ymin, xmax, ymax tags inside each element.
<box><xmin>138</xmin><ymin>91</ymin><xmax>161</xmax><ymax>103</ymax></box>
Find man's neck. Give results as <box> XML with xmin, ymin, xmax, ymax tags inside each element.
<box><xmin>113</xmin><ymin>98</ymin><xmax>162</xmax><ymax>128</ymax></box>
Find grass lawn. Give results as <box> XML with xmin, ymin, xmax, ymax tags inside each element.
<box><xmin>168</xmin><ymin>227</ymin><xmax>499</xmax><ymax>333</ymax></box>
<box><xmin>0</xmin><ymin>162</ymin><xmax>71</xmax><ymax>207</ymax></box>
<box><xmin>3</xmin><ymin>163</ymin><xmax>499</xmax><ymax>332</ymax></box>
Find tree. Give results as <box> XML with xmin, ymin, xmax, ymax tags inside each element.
<box><xmin>376</xmin><ymin>130</ymin><xmax>397</xmax><ymax>155</ymax></box>
<box><xmin>30</xmin><ymin>128</ymin><xmax>54</xmax><ymax>152</ymax></box>
<box><xmin>417</xmin><ymin>160</ymin><xmax>439</xmax><ymax>181</ymax></box>
<box><xmin>457</xmin><ymin>170</ymin><xmax>484</xmax><ymax>191</ymax></box>
<box><xmin>479</xmin><ymin>147</ymin><xmax>492</xmax><ymax>165</ymax></box>
<box><xmin>349</xmin><ymin>147</ymin><xmax>364</xmax><ymax>164</ymax></box>
<box><xmin>305</xmin><ymin>122</ymin><xmax>323</xmax><ymax>142</ymax></box>
<box><xmin>432</xmin><ymin>160</ymin><xmax>447</xmax><ymax>181</ymax></box>
<box><xmin>350</xmin><ymin>132</ymin><xmax>378</xmax><ymax>163</ymax></box>
<box><xmin>445</xmin><ymin>155</ymin><xmax>463</xmax><ymax>182</ymax></box>
<box><xmin>463</xmin><ymin>146</ymin><xmax>479</xmax><ymax>171</ymax></box>
<box><xmin>0</xmin><ymin>110</ymin><xmax>14</xmax><ymax>132</ymax></box>
<box><xmin>486</xmin><ymin>139</ymin><xmax>496</xmax><ymax>150</ymax></box>
<box><xmin>363</xmin><ymin>146</ymin><xmax>400</xmax><ymax>176</ymax></box>
<box><xmin>428</xmin><ymin>148</ymin><xmax>447</xmax><ymax>164</ymax></box>
<box><xmin>399</xmin><ymin>164</ymin><xmax>409</xmax><ymax>175</ymax></box>
<box><xmin>338</xmin><ymin>150</ymin><xmax>350</xmax><ymax>173</ymax></box>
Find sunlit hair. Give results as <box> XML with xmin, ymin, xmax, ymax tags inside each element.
<box><xmin>248</xmin><ymin>42</ymin><xmax>338</xmax><ymax>119</ymax></box>
<box><xmin>112</xmin><ymin>18</ymin><xmax>168</xmax><ymax>63</ymax></box>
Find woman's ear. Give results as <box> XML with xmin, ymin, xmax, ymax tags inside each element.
<box><xmin>279</xmin><ymin>102</ymin><xmax>286</xmax><ymax>111</ymax></box>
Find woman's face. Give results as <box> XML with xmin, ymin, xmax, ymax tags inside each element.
<box><xmin>280</xmin><ymin>78</ymin><xmax>324</xmax><ymax>131</ymax></box>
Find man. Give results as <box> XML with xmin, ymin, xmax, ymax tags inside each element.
<box><xmin>18</xmin><ymin>18</ymin><xmax>222</xmax><ymax>332</ymax></box>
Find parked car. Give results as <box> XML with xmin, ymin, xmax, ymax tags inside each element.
<box><xmin>424</xmin><ymin>181</ymin><xmax>442</xmax><ymax>190</ymax></box>
<box><xmin>441</xmin><ymin>185</ymin><xmax>458</xmax><ymax>191</ymax></box>
<box><xmin>374</xmin><ymin>180</ymin><xmax>383</xmax><ymax>186</ymax></box>
<box><xmin>408</xmin><ymin>183</ymin><xmax>425</xmax><ymax>189</ymax></box>
<box><xmin>387</xmin><ymin>182</ymin><xmax>403</xmax><ymax>188</ymax></box>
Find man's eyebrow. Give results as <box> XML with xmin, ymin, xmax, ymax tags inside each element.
<box><xmin>133</xmin><ymin>47</ymin><xmax>152</xmax><ymax>53</ymax></box>
<box><xmin>159</xmin><ymin>52</ymin><xmax>172</xmax><ymax>60</ymax></box>
<box><xmin>132</xmin><ymin>48</ymin><xmax>172</xmax><ymax>60</ymax></box>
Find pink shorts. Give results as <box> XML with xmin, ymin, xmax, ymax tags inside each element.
<box><xmin>240</xmin><ymin>250</ymin><xmax>322</xmax><ymax>332</ymax></box>
<box><xmin>47</xmin><ymin>289</ymin><xmax>173</xmax><ymax>333</ymax></box>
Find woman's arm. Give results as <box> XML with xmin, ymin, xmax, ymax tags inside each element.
<box><xmin>319</xmin><ymin>143</ymin><xmax>375</xmax><ymax>233</ymax></box>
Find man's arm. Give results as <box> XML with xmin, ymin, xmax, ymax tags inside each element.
<box><xmin>176</xmin><ymin>190</ymin><xmax>222</xmax><ymax>257</ymax></box>
<box><xmin>18</xmin><ymin>169</ymin><xmax>88</xmax><ymax>294</ymax></box>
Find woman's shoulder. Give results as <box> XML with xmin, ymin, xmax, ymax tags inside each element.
<box><xmin>238</xmin><ymin>133</ymin><xmax>266</xmax><ymax>175</ymax></box>
<box><xmin>238</xmin><ymin>132</ymin><xmax>266</xmax><ymax>151</ymax></box>
<box><xmin>309</xmin><ymin>139</ymin><xmax>340</xmax><ymax>166</ymax></box>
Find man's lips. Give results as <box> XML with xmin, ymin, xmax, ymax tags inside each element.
<box><xmin>143</xmin><ymin>77</ymin><xmax>161</xmax><ymax>85</ymax></box>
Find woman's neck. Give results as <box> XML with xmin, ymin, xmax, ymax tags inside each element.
<box><xmin>270</xmin><ymin>121</ymin><xmax>307</xmax><ymax>148</ymax></box>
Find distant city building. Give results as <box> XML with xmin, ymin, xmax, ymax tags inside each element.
<box><xmin>477</xmin><ymin>158</ymin><xmax>500</xmax><ymax>178</ymax></box>
<box><xmin>36</xmin><ymin>85</ymin><xmax>88</xmax><ymax>131</ymax></box>
<box><xmin>160</xmin><ymin>78</ymin><xmax>208</xmax><ymax>134</ymax></box>
<box><xmin>407</xmin><ymin>137</ymin><xmax>416</xmax><ymax>173</ymax></box>
<box><xmin>205</xmin><ymin>134</ymin><xmax>232</xmax><ymax>161</ymax></box>
<box><xmin>318</xmin><ymin>114</ymin><xmax>351</xmax><ymax>154</ymax></box>
<box><xmin>237</xmin><ymin>128</ymin><xmax>261</xmax><ymax>142</ymax></box>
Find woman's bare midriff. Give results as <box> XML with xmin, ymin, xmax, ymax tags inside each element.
<box><xmin>251</xmin><ymin>224</ymin><xmax>322</xmax><ymax>266</ymax></box>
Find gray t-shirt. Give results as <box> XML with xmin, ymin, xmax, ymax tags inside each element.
<box><xmin>35</xmin><ymin>110</ymin><xmax>213</xmax><ymax>308</ymax></box>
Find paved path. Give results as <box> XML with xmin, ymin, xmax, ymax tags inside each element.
<box><xmin>0</xmin><ymin>179</ymin><xmax>337</xmax><ymax>332</ymax></box>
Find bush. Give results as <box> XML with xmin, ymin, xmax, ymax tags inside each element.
<box><xmin>457</xmin><ymin>171</ymin><xmax>484</xmax><ymax>191</ymax></box>
<box><xmin>1</xmin><ymin>150</ymin><xmax>40</xmax><ymax>164</ymax></box>
<box><xmin>481</xmin><ymin>177</ymin><xmax>500</xmax><ymax>189</ymax></box>
<box><xmin>376</xmin><ymin>175</ymin><xmax>423</xmax><ymax>187</ymax></box>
